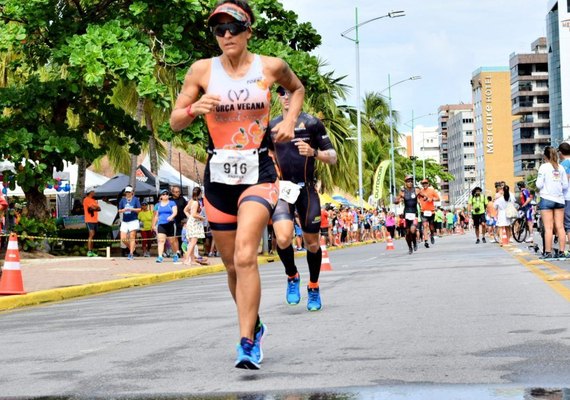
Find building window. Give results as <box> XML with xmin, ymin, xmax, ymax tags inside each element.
<box><xmin>537</xmin><ymin>112</ymin><xmax>550</xmax><ymax>120</ymax></box>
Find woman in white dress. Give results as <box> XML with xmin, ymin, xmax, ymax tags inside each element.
<box><xmin>183</xmin><ymin>187</ymin><xmax>207</xmax><ymax>266</ymax></box>
<box><xmin>494</xmin><ymin>185</ymin><xmax>515</xmax><ymax>245</ymax></box>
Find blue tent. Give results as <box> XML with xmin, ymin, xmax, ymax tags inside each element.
<box><xmin>93</xmin><ymin>174</ymin><xmax>158</xmax><ymax>198</ymax></box>
<box><xmin>332</xmin><ymin>195</ymin><xmax>355</xmax><ymax>207</ymax></box>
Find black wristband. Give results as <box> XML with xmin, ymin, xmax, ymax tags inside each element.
<box><xmin>313</xmin><ymin>148</ymin><xmax>318</xmax><ymax>157</ymax></box>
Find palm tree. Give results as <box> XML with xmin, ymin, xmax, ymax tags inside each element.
<box><xmin>303</xmin><ymin>58</ymin><xmax>357</xmax><ymax>194</ymax></box>
<box><xmin>358</xmin><ymin>91</ymin><xmax>402</xmax><ymax>202</ymax></box>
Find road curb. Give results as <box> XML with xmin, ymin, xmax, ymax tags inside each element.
<box><xmin>0</xmin><ymin>263</ymin><xmax>226</xmax><ymax>312</ymax></box>
<box><xmin>0</xmin><ymin>240</ymin><xmax>378</xmax><ymax>312</ymax></box>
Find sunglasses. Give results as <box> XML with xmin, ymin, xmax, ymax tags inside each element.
<box><xmin>276</xmin><ymin>87</ymin><xmax>290</xmax><ymax>97</ymax></box>
<box><xmin>211</xmin><ymin>21</ymin><xmax>249</xmax><ymax>37</ymax></box>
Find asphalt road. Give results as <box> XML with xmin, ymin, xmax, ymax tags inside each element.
<box><xmin>2</xmin><ymin>234</ymin><xmax>570</xmax><ymax>398</ymax></box>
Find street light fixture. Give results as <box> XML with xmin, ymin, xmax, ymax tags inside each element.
<box><xmin>382</xmin><ymin>75</ymin><xmax>421</xmax><ymax>204</ymax></box>
<box><xmin>341</xmin><ymin>8</ymin><xmax>405</xmax><ymax>209</ymax></box>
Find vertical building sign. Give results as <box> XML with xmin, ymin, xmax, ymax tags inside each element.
<box><xmin>484</xmin><ymin>76</ymin><xmax>494</xmax><ymax>154</ymax></box>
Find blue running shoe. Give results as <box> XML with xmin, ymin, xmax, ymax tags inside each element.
<box><xmin>235</xmin><ymin>337</ymin><xmax>260</xmax><ymax>370</ymax></box>
<box><xmin>156</xmin><ymin>255</ymin><xmax>163</xmax><ymax>263</ymax></box>
<box><xmin>127</xmin><ymin>253</ymin><xmax>134</xmax><ymax>261</ymax></box>
<box><xmin>252</xmin><ymin>322</ymin><xmax>267</xmax><ymax>364</ymax></box>
<box><xmin>307</xmin><ymin>286</ymin><xmax>322</xmax><ymax>311</ymax></box>
<box><xmin>173</xmin><ymin>254</ymin><xmax>179</xmax><ymax>263</ymax></box>
<box><xmin>286</xmin><ymin>275</ymin><xmax>301</xmax><ymax>305</ymax></box>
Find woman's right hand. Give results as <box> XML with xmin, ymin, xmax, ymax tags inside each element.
<box><xmin>191</xmin><ymin>94</ymin><xmax>221</xmax><ymax>116</ymax></box>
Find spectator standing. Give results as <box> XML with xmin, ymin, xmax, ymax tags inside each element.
<box><xmin>385</xmin><ymin>211</ymin><xmax>396</xmax><ymax>238</ymax></box>
<box><xmin>83</xmin><ymin>187</ymin><xmax>100</xmax><ymax>257</ymax></box>
<box><xmin>320</xmin><ymin>205</ymin><xmax>330</xmax><ymax>247</ymax></box>
<box><xmin>152</xmin><ymin>189</ymin><xmax>179</xmax><ymax>263</ymax></box>
<box><xmin>516</xmin><ymin>181</ymin><xmax>535</xmax><ymax>243</ymax></box>
<box><xmin>494</xmin><ymin>185</ymin><xmax>516</xmax><ymax>246</ymax></box>
<box><xmin>118</xmin><ymin>185</ymin><xmax>141</xmax><ymax>260</ymax></box>
<box><xmin>558</xmin><ymin>142</ymin><xmax>570</xmax><ymax>250</ymax></box>
<box><xmin>486</xmin><ymin>196</ymin><xmax>498</xmax><ymax>242</ymax></box>
<box><xmin>183</xmin><ymin>187</ymin><xmax>208</xmax><ymax>266</ymax></box>
<box><xmin>536</xmin><ymin>146</ymin><xmax>568</xmax><ymax>258</ymax></box>
<box><xmin>170</xmin><ymin>185</ymin><xmax>187</xmax><ymax>258</ymax></box>
<box><xmin>138</xmin><ymin>201</ymin><xmax>154</xmax><ymax>257</ymax></box>
<box><xmin>434</xmin><ymin>208</ymin><xmax>444</xmax><ymax>238</ymax></box>
<box><xmin>445</xmin><ymin>209</ymin><xmax>455</xmax><ymax>235</ymax></box>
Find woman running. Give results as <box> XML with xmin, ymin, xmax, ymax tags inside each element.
<box><xmin>169</xmin><ymin>0</ymin><xmax>304</xmax><ymax>369</ymax></box>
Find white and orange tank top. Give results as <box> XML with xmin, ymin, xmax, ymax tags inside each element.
<box><xmin>205</xmin><ymin>55</ymin><xmax>271</xmax><ymax>150</ymax></box>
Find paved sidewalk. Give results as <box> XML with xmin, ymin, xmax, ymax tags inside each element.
<box><xmin>19</xmin><ymin>254</ymin><xmax>225</xmax><ymax>292</ymax></box>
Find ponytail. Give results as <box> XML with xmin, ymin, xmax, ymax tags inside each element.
<box><xmin>503</xmin><ymin>185</ymin><xmax>510</xmax><ymax>202</ymax></box>
<box><xmin>544</xmin><ymin>146</ymin><xmax>559</xmax><ymax>169</ymax></box>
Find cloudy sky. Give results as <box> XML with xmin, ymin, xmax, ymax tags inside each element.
<box><xmin>279</xmin><ymin>0</ymin><xmax>549</xmax><ymax>131</ymax></box>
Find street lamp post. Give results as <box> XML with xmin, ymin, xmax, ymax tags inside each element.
<box><xmin>341</xmin><ymin>8</ymin><xmax>405</xmax><ymax>209</ymax></box>
<box><xmin>384</xmin><ymin>75</ymin><xmax>421</xmax><ymax>204</ymax></box>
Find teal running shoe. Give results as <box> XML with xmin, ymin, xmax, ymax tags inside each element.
<box><xmin>252</xmin><ymin>322</ymin><xmax>267</xmax><ymax>364</ymax></box>
<box><xmin>235</xmin><ymin>338</ymin><xmax>260</xmax><ymax>370</ymax></box>
<box><xmin>156</xmin><ymin>255</ymin><xmax>163</xmax><ymax>263</ymax></box>
<box><xmin>286</xmin><ymin>275</ymin><xmax>301</xmax><ymax>305</ymax></box>
<box><xmin>307</xmin><ymin>286</ymin><xmax>322</xmax><ymax>311</ymax></box>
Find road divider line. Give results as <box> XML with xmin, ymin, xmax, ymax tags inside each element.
<box><xmin>514</xmin><ymin>255</ymin><xmax>570</xmax><ymax>302</ymax></box>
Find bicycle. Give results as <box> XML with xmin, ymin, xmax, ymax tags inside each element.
<box><xmin>511</xmin><ymin>209</ymin><xmax>529</xmax><ymax>243</ymax></box>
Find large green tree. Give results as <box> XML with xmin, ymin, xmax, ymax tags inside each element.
<box><xmin>0</xmin><ymin>0</ymin><xmax>328</xmax><ymax>220</ymax></box>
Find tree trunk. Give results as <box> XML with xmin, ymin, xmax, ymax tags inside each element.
<box><xmin>145</xmin><ymin>109</ymin><xmax>158</xmax><ymax>175</ymax></box>
<box><xmin>75</xmin><ymin>157</ymin><xmax>87</xmax><ymax>201</ymax></box>
<box><xmin>25</xmin><ymin>186</ymin><xmax>50</xmax><ymax>220</ymax></box>
<box><xmin>130</xmin><ymin>97</ymin><xmax>146</xmax><ymax>189</ymax></box>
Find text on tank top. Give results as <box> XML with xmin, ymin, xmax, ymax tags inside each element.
<box><xmin>205</xmin><ymin>55</ymin><xmax>271</xmax><ymax>150</ymax></box>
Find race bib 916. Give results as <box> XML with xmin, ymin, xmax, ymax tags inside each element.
<box><xmin>210</xmin><ymin>149</ymin><xmax>259</xmax><ymax>185</ymax></box>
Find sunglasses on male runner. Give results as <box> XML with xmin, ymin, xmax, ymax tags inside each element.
<box><xmin>210</xmin><ymin>21</ymin><xmax>250</xmax><ymax>37</ymax></box>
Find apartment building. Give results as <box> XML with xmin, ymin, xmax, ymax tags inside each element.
<box><xmin>547</xmin><ymin>0</ymin><xmax>570</xmax><ymax>143</ymax></box>
<box><xmin>447</xmin><ymin>108</ymin><xmax>476</xmax><ymax>206</ymax></box>
<box><xmin>438</xmin><ymin>104</ymin><xmax>473</xmax><ymax>205</ymax></box>
<box><xmin>509</xmin><ymin>37</ymin><xmax>550</xmax><ymax>179</ymax></box>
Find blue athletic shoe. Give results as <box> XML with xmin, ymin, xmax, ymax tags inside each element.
<box><xmin>156</xmin><ymin>255</ymin><xmax>163</xmax><ymax>263</ymax></box>
<box><xmin>307</xmin><ymin>286</ymin><xmax>322</xmax><ymax>311</ymax></box>
<box><xmin>252</xmin><ymin>322</ymin><xmax>267</xmax><ymax>364</ymax></box>
<box><xmin>235</xmin><ymin>337</ymin><xmax>260</xmax><ymax>370</ymax></box>
<box><xmin>127</xmin><ymin>253</ymin><xmax>134</xmax><ymax>261</ymax></box>
<box><xmin>173</xmin><ymin>254</ymin><xmax>179</xmax><ymax>263</ymax></box>
<box><xmin>286</xmin><ymin>275</ymin><xmax>301</xmax><ymax>305</ymax></box>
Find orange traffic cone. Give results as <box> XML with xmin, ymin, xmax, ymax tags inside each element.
<box><xmin>386</xmin><ymin>237</ymin><xmax>395</xmax><ymax>251</ymax></box>
<box><xmin>320</xmin><ymin>236</ymin><xmax>333</xmax><ymax>271</ymax></box>
<box><xmin>500</xmin><ymin>228</ymin><xmax>509</xmax><ymax>246</ymax></box>
<box><xmin>0</xmin><ymin>233</ymin><xmax>26</xmax><ymax>295</ymax></box>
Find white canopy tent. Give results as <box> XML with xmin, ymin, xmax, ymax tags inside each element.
<box><xmin>1</xmin><ymin>161</ymin><xmax>108</xmax><ymax>197</ymax></box>
<box><xmin>140</xmin><ymin>155</ymin><xmax>198</xmax><ymax>191</ymax></box>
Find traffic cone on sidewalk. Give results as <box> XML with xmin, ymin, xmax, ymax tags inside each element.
<box><xmin>320</xmin><ymin>236</ymin><xmax>333</xmax><ymax>271</ymax></box>
<box><xmin>500</xmin><ymin>228</ymin><xmax>509</xmax><ymax>246</ymax></box>
<box><xmin>386</xmin><ymin>237</ymin><xmax>395</xmax><ymax>251</ymax></box>
<box><xmin>0</xmin><ymin>233</ymin><xmax>26</xmax><ymax>295</ymax></box>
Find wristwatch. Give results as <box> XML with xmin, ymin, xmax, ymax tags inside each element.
<box><xmin>313</xmin><ymin>148</ymin><xmax>318</xmax><ymax>157</ymax></box>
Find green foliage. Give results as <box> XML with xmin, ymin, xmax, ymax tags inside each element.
<box><xmin>0</xmin><ymin>0</ymin><xmax>355</xmax><ymax>212</ymax></box>
<box><xmin>11</xmin><ymin>215</ymin><xmax>57</xmax><ymax>252</ymax></box>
